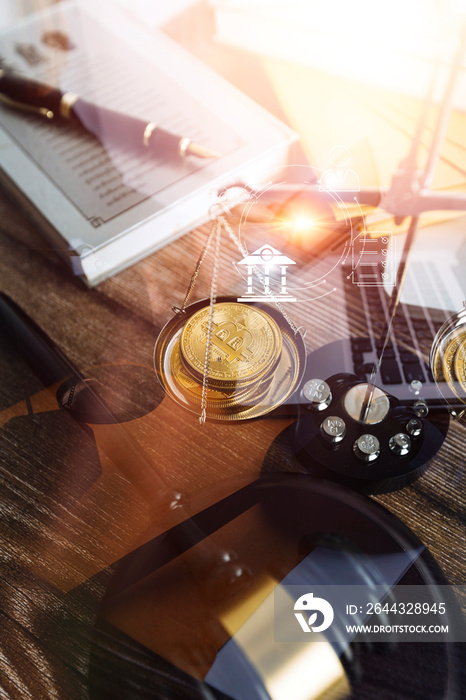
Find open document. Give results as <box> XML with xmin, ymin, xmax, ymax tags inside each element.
<box><xmin>0</xmin><ymin>0</ymin><xmax>297</xmax><ymax>285</ymax></box>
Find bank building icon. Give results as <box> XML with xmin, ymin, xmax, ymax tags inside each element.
<box><xmin>237</xmin><ymin>244</ymin><xmax>297</xmax><ymax>302</ymax></box>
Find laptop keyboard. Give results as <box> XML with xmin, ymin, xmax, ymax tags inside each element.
<box><xmin>344</xmin><ymin>263</ymin><xmax>451</xmax><ymax>386</ymax></box>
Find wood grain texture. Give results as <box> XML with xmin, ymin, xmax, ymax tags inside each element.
<box><xmin>0</xmin><ymin>4</ymin><xmax>465</xmax><ymax>699</ymax></box>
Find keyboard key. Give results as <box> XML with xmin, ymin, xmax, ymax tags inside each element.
<box><xmin>351</xmin><ymin>338</ymin><xmax>373</xmax><ymax>352</ymax></box>
<box><xmin>377</xmin><ymin>346</ymin><xmax>396</xmax><ymax>358</ymax></box>
<box><xmin>417</xmin><ymin>330</ymin><xmax>434</xmax><ymax>341</ymax></box>
<box><xmin>403</xmin><ymin>364</ymin><xmax>426</xmax><ymax>383</ymax></box>
<box><xmin>392</xmin><ymin>324</ymin><xmax>411</xmax><ymax>337</ymax></box>
<box><xmin>392</xmin><ymin>329</ymin><xmax>410</xmax><ymax>340</ymax></box>
<box><xmin>375</xmin><ymin>338</ymin><xmax>394</xmax><ymax>349</ymax></box>
<box><xmin>411</xmin><ymin>318</ymin><xmax>427</xmax><ymax>330</ymax></box>
<box><xmin>393</xmin><ymin>312</ymin><xmax>410</xmax><ymax>324</ymax></box>
<box><xmin>393</xmin><ymin>330</ymin><xmax>415</xmax><ymax>345</ymax></box>
<box><xmin>353</xmin><ymin>363</ymin><xmax>366</xmax><ymax>378</ymax></box>
<box><xmin>400</xmin><ymin>351</ymin><xmax>419</xmax><ymax>364</ymax></box>
<box><xmin>432</xmin><ymin>320</ymin><xmax>446</xmax><ymax>333</ymax></box>
<box><xmin>380</xmin><ymin>360</ymin><xmax>403</xmax><ymax>384</ymax></box>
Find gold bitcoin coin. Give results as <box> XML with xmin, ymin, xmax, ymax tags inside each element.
<box><xmin>453</xmin><ymin>335</ymin><xmax>466</xmax><ymax>393</ymax></box>
<box><xmin>434</xmin><ymin>329</ymin><xmax>466</xmax><ymax>399</ymax></box>
<box><xmin>154</xmin><ymin>297</ymin><xmax>305</xmax><ymax>421</ymax></box>
<box><xmin>179</xmin><ymin>302</ymin><xmax>282</xmax><ymax>388</ymax></box>
<box><xmin>171</xmin><ymin>341</ymin><xmax>232</xmax><ymax>400</ymax></box>
<box><xmin>171</xmin><ymin>339</ymin><xmax>277</xmax><ymax>413</ymax></box>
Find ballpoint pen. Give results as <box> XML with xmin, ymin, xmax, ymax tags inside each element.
<box><xmin>0</xmin><ymin>69</ymin><xmax>221</xmax><ymax>159</ymax></box>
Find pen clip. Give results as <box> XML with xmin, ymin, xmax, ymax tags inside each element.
<box><xmin>0</xmin><ymin>92</ymin><xmax>54</xmax><ymax>119</ymax></box>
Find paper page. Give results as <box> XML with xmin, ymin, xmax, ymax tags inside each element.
<box><xmin>113</xmin><ymin>0</ymin><xmax>199</xmax><ymax>28</ymax></box>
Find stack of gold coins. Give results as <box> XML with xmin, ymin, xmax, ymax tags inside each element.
<box><xmin>430</xmin><ymin>305</ymin><xmax>466</xmax><ymax>412</ymax></box>
<box><xmin>170</xmin><ymin>302</ymin><xmax>283</xmax><ymax>416</ymax></box>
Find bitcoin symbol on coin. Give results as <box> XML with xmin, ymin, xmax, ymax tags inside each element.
<box><xmin>209</xmin><ymin>322</ymin><xmax>253</xmax><ymax>363</ymax></box>
<box><xmin>180</xmin><ymin>302</ymin><xmax>281</xmax><ymax>387</ymax></box>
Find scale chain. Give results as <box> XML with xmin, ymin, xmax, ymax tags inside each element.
<box><xmin>199</xmin><ymin>218</ymin><xmax>222</xmax><ymax>425</ymax></box>
<box><xmin>178</xmin><ymin>207</ymin><xmax>304</xmax><ymax>424</ymax></box>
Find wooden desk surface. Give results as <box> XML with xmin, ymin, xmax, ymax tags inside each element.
<box><xmin>0</xmin><ymin>3</ymin><xmax>465</xmax><ymax>699</ymax></box>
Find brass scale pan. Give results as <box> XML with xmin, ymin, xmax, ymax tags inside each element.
<box><xmin>154</xmin><ymin>297</ymin><xmax>306</xmax><ymax>421</ymax></box>
<box><xmin>430</xmin><ymin>305</ymin><xmax>466</xmax><ymax>417</ymax></box>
